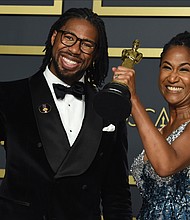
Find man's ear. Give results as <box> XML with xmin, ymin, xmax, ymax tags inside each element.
<box><xmin>51</xmin><ymin>30</ymin><xmax>58</xmax><ymax>46</ymax></box>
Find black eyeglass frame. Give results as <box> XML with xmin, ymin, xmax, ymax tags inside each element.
<box><xmin>57</xmin><ymin>30</ymin><xmax>97</xmax><ymax>55</ymax></box>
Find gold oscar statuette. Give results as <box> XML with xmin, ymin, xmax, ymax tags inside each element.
<box><xmin>93</xmin><ymin>39</ymin><xmax>143</xmax><ymax>122</ymax></box>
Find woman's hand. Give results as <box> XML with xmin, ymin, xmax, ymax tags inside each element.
<box><xmin>112</xmin><ymin>66</ymin><xmax>136</xmax><ymax>98</ymax></box>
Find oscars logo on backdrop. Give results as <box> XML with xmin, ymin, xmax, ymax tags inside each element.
<box><xmin>127</xmin><ymin>107</ymin><xmax>169</xmax><ymax>128</ymax></box>
<box><xmin>155</xmin><ymin>107</ymin><xmax>169</xmax><ymax>128</ymax></box>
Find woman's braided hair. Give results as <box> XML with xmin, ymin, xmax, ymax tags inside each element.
<box><xmin>160</xmin><ymin>31</ymin><xmax>190</xmax><ymax>64</ymax></box>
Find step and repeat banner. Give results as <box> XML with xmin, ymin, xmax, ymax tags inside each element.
<box><xmin>0</xmin><ymin>0</ymin><xmax>190</xmax><ymax>218</ymax></box>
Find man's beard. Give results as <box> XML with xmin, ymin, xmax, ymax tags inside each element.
<box><xmin>52</xmin><ymin>57</ymin><xmax>85</xmax><ymax>84</ymax></box>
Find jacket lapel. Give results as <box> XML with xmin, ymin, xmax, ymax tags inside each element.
<box><xmin>55</xmin><ymin>83</ymin><xmax>103</xmax><ymax>178</ymax></box>
<box><xmin>29</xmin><ymin>71</ymin><xmax>70</xmax><ymax>173</ymax></box>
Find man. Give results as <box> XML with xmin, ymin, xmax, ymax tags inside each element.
<box><xmin>0</xmin><ymin>8</ymin><xmax>132</xmax><ymax>220</ymax></box>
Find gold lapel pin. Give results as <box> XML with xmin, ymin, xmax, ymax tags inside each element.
<box><xmin>38</xmin><ymin>103</ymin><xmax>51</xmax><ymax>114</ymax></box>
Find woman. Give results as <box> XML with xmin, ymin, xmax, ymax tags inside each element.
<box><xmin>112</xmin><ymin>31</ymin><xmax>190</xmax><ymax>219</ymax></box>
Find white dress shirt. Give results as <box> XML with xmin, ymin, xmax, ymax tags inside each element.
<box><xmin>43</xmin><ymin>66</ymin><xmax>85</xmax><ymax>147</ymax></box>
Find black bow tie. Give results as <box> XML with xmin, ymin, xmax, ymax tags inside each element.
<box><xmin>53</xmin><ymin>82</ymin><xmax>85</xmax><ymax>100</ymax></box>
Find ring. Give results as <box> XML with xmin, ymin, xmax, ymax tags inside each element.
<box><xmin>115</xmin><ymin>74</ymin><xmax>119</xmax><ymax>79</ymax></box>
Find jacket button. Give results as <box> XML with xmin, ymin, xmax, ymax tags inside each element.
<box><xmin>37</xmin><ymin>142</ymin><xmax>43</xmax><ymax>148</ymax></box>
<box><xmin>100</xmin><ymin>152</ymin><xmax>103</xmax><ymax>157</ymax></box>
<box><xmin>82</xmin><ymin>184</ymin><xmax>87</xmax><ymax>190</ymax></box>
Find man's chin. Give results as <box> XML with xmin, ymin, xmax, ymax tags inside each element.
<box><xmin>56</xmin><ymin>72</ymin><xmax>80</xmax><ymax>85</ymax></box>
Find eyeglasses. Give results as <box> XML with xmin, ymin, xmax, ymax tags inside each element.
<box><xmin>57</xmin><ymin>30</ymin><xmax>97</xmax><ymax>55</ymax></box>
